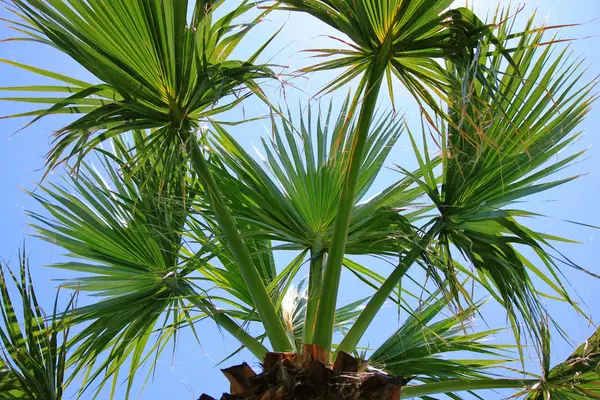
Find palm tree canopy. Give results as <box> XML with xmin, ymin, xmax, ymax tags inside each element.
<box><xmin>0</xmin><ymin>1</ymin><xmax>598</xmax><ymax>399</ymax></box>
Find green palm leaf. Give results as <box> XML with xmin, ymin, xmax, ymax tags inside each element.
<box><xmin>370</xmin><ymin>295</ymin><xmax>508</xmax><ymax>382</ymax></box>
<box><xmin>28</xmin><ymin>135</ymin><xmax>267</xmax><ymax>398</ymax></box>
<box><xmin>204</xmin><ymin>99</ymin><xmax>436</xmax><ymax>346</ymax></box>
<box><xmin>365</xmin><ymin>293</ymin><xmax>559</xmax><ymax>400</ymax></box>
<box><xmin>4</xmin><ymin>0</ymin><xmax>295</xmax><ymax>354</ymax></box>
<box><xmin>398</xmin><ymin>12</ymin><xmax>597</xmax><ymax>352</ymax></box>
<box><xmin>207</xmin><ymin>100</ymin><xmax>420</xmax><ymax>254</ymax></box>
<box><xmin>0</xmin><ymin>247</ymin><xmax>74</xmax><ymax>400</ymax></box>
<box><xmin>278</xmin><ymin>0</ymin><xmax>510</xmax><ymax>107</ymax></box>
<box><xmin>2</xmin><ymin>0</ymin><xmax>274</xmax><ymax>170</ymax></box>
<box><xmin>521</xmin><ymin>324</ymin><xmax>600</xmax><ymax>399</ymax></box>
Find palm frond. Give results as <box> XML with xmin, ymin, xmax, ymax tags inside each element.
<box><xmin>206</xmin><ymin>99</ymin><xmax>421</xmax><ymax>255</ymax></box>
<box><xmin>2</xmin><ymin>0</ymin><xmax>296</xmax><ymax>353</ymax></box>
<box><xmin>28</xmin><ymin>135</ymin><xmax>266</xmax><ymax>398</ymax></box>
<box><xmin>1</xmin><ymin>0</ymin><xmax>275</xmax><ymax>171</ymax></box>
<box><xmin>401</xmin><ymin>12</ymin><xmax>598</xmax><ymax>352</ymax></box>
<box><xmin>370</xmin><ymin>294</ymin><xmax>508</xmax><ymax>382</ymax></box>
<box><xmin>0</xmin><ymin>247</ymin><xmax>74</xmax><ymax>400</ymax></box>
<box><xmin>278</xmin><ymin>0</ymin><xmax>517</xmax><ymax>111</ymax></box>
<box><xmin>203</xmin><ymin>99</ymin><xmax>436</xmax><ymax>351</ymax></box>
<box><xmin>522</xmin><ymin>324</ymin><xmax>600</xmax><ymax>399</ymax></box>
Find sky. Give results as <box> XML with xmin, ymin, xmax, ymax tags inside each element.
<box><xmin>1</xmin><ymin>0</ymin><xmax>600</xmax><ymax>399</ymax></box>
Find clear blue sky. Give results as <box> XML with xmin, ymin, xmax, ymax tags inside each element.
<box><xmin>1</xmin><ymin>1</ymin><xmax>600</xmax><ymax>399</ymax></box>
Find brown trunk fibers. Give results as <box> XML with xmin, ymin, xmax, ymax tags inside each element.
<box><xmin>199</xmin><ymin>351</ymin><xmax>410</xmax><ymax>400</ymax></box>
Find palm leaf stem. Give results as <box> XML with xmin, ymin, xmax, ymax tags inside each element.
<box><xmin>335</xmin><ymin>220</ymin><xmax>441</xmax><ymax>356</ymax></box>
<box><xmin>303</xmin><ymin>239</ymin><xmax>324</xmax><ymax>345</ymax></box>
<box><xmin>164</xmin><ymin>279</ymin><xmax>268</xmax><ymax>360</ymax></box>
<box><xmin>181</xmin><ymin>129</ymin><xmax>294</xmax><ymax>352</ymax></box>
<box><xmin>312</xmin><ymin>36</ymin><xmax>393</xmax><ymax>358</ymax></box>
<box><xmin>402</xmin><ymin>378</ymin><xmax>538</xmax><ymax>398</ymax></box>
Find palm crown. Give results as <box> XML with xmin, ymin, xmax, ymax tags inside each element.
<box><xmin>1</xmin><ymin>0</ymin><xmax>598</xmax><ymax>399</ymax></box>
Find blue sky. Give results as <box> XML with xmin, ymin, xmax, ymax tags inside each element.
<box><xmin>1</xmin><ymin>1</ymin><xmax>600</xmax><ymax>399</ymax></box>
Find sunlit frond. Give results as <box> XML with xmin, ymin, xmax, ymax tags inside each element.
<box><xmin>401</xmin><ymin>12</ymin><xmax>598</xmax><ymax>352</ymax></box>
<box><xmin>28</xmin><ymin>135</ymin><xmax>266</xmax><ymax>398</ymax></box>
<box><xmin>371</xmin><ymin>295</ymin><xmax>508</xmax><ymax>382</ymax></box>
<box><xmin>1</xmin><ymin>0</ymin><xmax>275</xmax><ymax>171</ymax></box>
<box><xmin>0</xmin><ymin>248</ymin><xmax>74</xmax><ymax>399</ymax></box>
<box><xmin>206</xmin><ymin>99</ymin><xmax>423</xmax><ymax>255</ymax></box>
<box><xmin>278</xmin><ymin>0</ymin><xmax>513</xmax><ymax>111</ymax></box>
<box><xmin>521</xmin><ymin>324</ymin><xmax>600</xmax><ymax>399</ymax></box>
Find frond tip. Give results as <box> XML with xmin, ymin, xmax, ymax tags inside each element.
<box><xmin>0</xmin><ymin>247</ymin><xmax>74</xmax><ymax>399</ymax></box>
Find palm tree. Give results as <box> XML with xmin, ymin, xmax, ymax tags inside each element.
<box><xmin>1</xmin><ymin>0</ymin><xmax>598</xmax><ymax>399</ymax></box>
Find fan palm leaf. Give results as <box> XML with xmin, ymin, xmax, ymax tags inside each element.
<box><xmin>204</xmin><ymin>100</ymin><xmax>437</xmax><ymax>345</ymax></box>
<box><xmin>335</xmin><ymin>11</ymin><xmax>597</xmax><ymax>357</ymax></box>
<box><xmin>370</xmin><ymin>296</ymin><xmax>507</xmax><ymax>380</ymax></box>
<box><xmin>1</xmin><ymin>0</ymin><xmax>273</xmax><ymax>169</ymax></box>
<box><xmin>363</xmin><ymin>293</ymin><xmax>572</xmax><ymax>399</ymax></box>
<box><xmin>0</xmin><ymin>248</ymin><xmax>74</xmax><ymax>400</ymax></box>
<box><xmin>2</xmin><ymin>0</ymin><xmax>295</xmax><ymax>353</ymax></box>
<box><xmin>523</xmin><ymin>324</ymin><xmax>600</xmax><ymax>399</ymax></box>
<box><xmin>208</xmin><ymin>99</ymin><xmax>425</xmax><ymax>254</ymax></box>
<box><xmin>431</xmin><ymin>12</ymin><xmax>597</xmax><ymax>350</ymax></box>
<box><xmin>277</xmin><ymin>0</ymin><xmax>500</xmax><ymax>104</ymax></box>
<box><xmin>405</xmin><ymin>323</ymin><xmax>600</xmax><ymax>399</ymax></box>
<box><xmin>0</xmin><ymin>1</ymin><xmax>597</xmax><ymax>398</ymax></box>
<box><xmin>28</xmin><ymin>134</ymin><xmax>269</xmax><ymax>398</ymax></box>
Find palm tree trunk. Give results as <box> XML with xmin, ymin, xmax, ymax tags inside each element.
<box><xmin>200</xmin><ymin>355</ymin><xmax>537</xmax><ymax>400</ymax></box>
<box><xmin>200</xmin><ymin>351</ymin><xmax>410</xmax><ymax>400</ymax></box>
